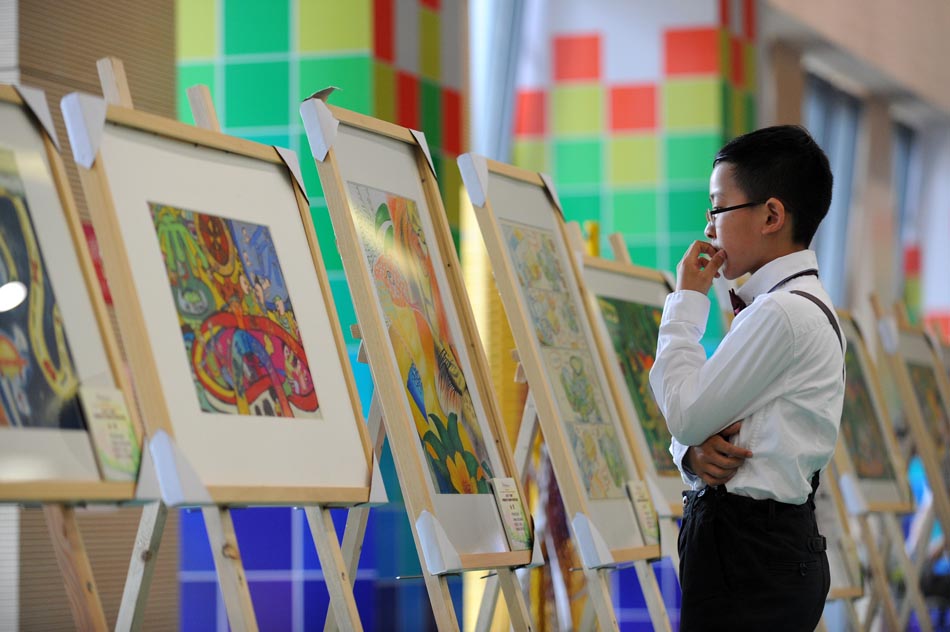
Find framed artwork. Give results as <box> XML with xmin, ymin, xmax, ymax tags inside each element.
<box><xmin>62</xmin><ymin>93</ymin><xmax>372</xmax><ymax>506</ymax></box>
<box><xmin>581</xmin><ymin>256</ymin><xmax>687</xmax><ymax>516</ymax></box>
<box><xmin>304</xmin><ymin>102</ymin><xmax>530</xmax><ymax>568</ymax></box>
<box><xmin>0</xmin><ymin>84</ymin><xmax>140</xmax><ymax>502</ymax></box>
<box><xmin>461</xmin><ymin>155</ymin><xmax>657</xmax><ymax>563</ymax></box>
<box><xmin>834</xmin><ymin>312</ymin><xmax>911</xmax><ymax>512</ymax></box>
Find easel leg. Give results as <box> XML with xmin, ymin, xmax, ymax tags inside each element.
<box><xmin>882</xmin><ymin>511</ymin><xmax>933</xmax><ymax>632</ymax></box>
<box><xmin>497</xmin><ymin>567</ymin><xmax>533</xmax><ymax>631</ymax></box>
<box><xmin>474</xmin><ymin>573</ymin><xmax>500</xmax><ymax>632</ymax></box>
<box><xmin>858</xmin><ymin>514</ymin><xmax>901</xmax><ymax>630</ymax></box>
<box><xmin>660</xmin><ymin>518</ymin><xmax>681</xmax><ymax>580</ymax></box>
<box><xmin>115</xmin><ymin>500</ymin><xmax>168</xmax><ymax>631</ymax></box>
<box><xmin>202</xmin><ymin>506</ymin><xmax>259</xmax><ymax>632</ymax></box>
<box><xmin>581</xmin><ymin>568</ymin><xmax>620</xmax><ymax>632</ymax></box>
<box><xmin>305</xmin><ymin>506</ymin><xmax>363</xmax><ymax>632</ymax></box>
<box><xmin>43</xmin><ymin>505</ymin><xmax>108</xmax><ymax>632</ymax></box>
<box><xmin>634</xmin><ymin>560</ymin><xmax>672</xmax><ymax>632</ymax></box>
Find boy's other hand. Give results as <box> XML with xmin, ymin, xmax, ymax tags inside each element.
<box><xmin>685</xmin><ymin>421</ymin><xmax>753</xmax><ymax>487</ymax></box>
<box><xmin>676</xmin><ymin>241</ymin><xmax>726</xmax><ymax>294</ymax></box>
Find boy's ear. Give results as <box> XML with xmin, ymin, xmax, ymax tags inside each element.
<box><xmin>762</xmin><ymin>198</ymin><xmax>786</xmax><ymax>235</ymax></box>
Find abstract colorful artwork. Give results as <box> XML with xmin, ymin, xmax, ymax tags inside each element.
<box><xmin>501</xmin><ymin>220</ymin><xmax>628</xmax><ymax>499</ymax></box>
<box><xmin>840</xmin><ymin>346</ymin><xmax>894</xmax><ymax>480</ymax></box>
<box><xmin>0</xmin><ymin>147</ymin><xmax>84</xmax><ymax>429</ymax></box>
<box><xmin>906</xmin><ymin>362</ymin><xmax>950</xmax><ymax>446</ymax></box>
<box><xmin>596</xmin><ymin>297</ymin><xmax>677</xmax><ymax>475</ymax></box>
<box><xmin>347</xmin><ymin>182</ymin><xmax>494</xmax><ymax>494</ymax></box>
<box><xmin>149</xmin><ymin>202</ymin><xmax>318</xmax><ymax>418</ymax></box>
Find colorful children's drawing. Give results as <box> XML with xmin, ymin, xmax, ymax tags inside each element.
<box><xmin>149</xmin><ymin>202</ymin><xmax>318</xmax><ymax>418</ymax></box>
<box><xmin>0</xmin><ymin>147</ymin><xmax>85</xmax><ymax>429</ymax></box>
<box><xmin>347</xmin><ymin>182</ymin><xmax>494</xmax><ymax>494</ymax></box>
<box><xmin>501</xmin><ymin>220</ymin><xmax>629</xmax><ymax>499</ymax></box>
<box><xmin>840</xmin><ymin>346</ymin><xmax>894</xmax><ymax>480</ymax></box>
<box><xmin>906</xmin><ymin>362</ymin><xmax>950</xmax><ymax>446</ymax></box>
<box><xmin>596</xmin><ymin>296</ymin><xmax>677</xmax><ymax>475</ymax></box>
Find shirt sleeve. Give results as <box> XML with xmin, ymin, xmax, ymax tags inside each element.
<box><xmin>649</xmin><ymin>290</ymin><xmax>795</xmax><ymax>446</ymax></box>
<box><xmin>670</xmin><ymin>437</ymin><xmax>704</xmax><ymax>489</ymax></box>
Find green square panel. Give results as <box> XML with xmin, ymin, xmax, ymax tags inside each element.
<box><xmin>559</xmin><ymin>192</ymin><xmax>601</xmax><ymax>225</ymax></box>
<box><xmin>512</xmin><ymin>140</ymin><xmax>547</xmax><ymax>173</ymax></box>
<box><xmin>224</xmin><ymin>0</ymin><xmax>290</xmax><ymax>54</ymax></box>
<box><xmin>665</xmin><ymin>239</ymin><xmax>694</xmax><ymax>273</ymax></box>
<box><xmin>628</xmin><ymin>244</ymin><xmax>657</xmax><ymax>269</ymax></box>
<box><xmin>299</xmin><ymin>56</ymin><xmax>372</xmax><ymax>114</ymax></box>
<box><xmin>177</xmin><ymin>0</ymin><xmax>216</xmax><ymax>59</ymax></box>
<box><xmin>310</xmin><ymin>202</ymin><xmax>342</xmax><ymax>272</ymax></box>
<box><xmin>664</xmin><ymin>79</ymin><xmax>721</xmax><ymax>130</ymax></box>
<box><xmin>552</xmin><ymin>85</ymin><xmax>603</xmax><ymax>135</ymax></box>
<box><xmin>329</xmin><ymin>276</ymin><xmax>359</xmax><ymax>345</ymax></box>
<box><xmin>299</xmin><ymin>0</ymin><xmax>371</xmax><ymax>52</ymax></box>
<box><xmin>553</xmin><ymin>139</ymin><xmax>602</xmax><ymax>187</ymax></box>
<box><xmin>297</xmin><ymin>133</ymin><xmax>324</xmax><ymax>200</ymax></box>
<box><xmin>421</xmin><ymin>80</ymin><xmax>442</xmax><ymax>149</ymax></box>
<box><xmin>241</xmin><ymin>133</ymin><xmax>291</xmax><ymax>148</ymax></box>
<box><xmin>665</xmin><ymin>134</ymin><xmax>722</xmax><ymax>183</ymax></box>
<box><xmin>608</xmin><ymin>136</ymin><xmax>658</xmax><ymax>185</ymax></box>
<box><xmin>225</xmin><ymin>62</ymin><xmax>290</xmax><ymax>127</ymax></box>
<box><xmin>611</xmin><ymin>191</ymin><xmax>657</xmax><ymax>236</ymax></box>
<box><xmin>176</xmin><ymin>64</ymin><xmax>215</xmax><ymax>125</ymax></box>
<box><xmin>667</xmin><ymin>188</ymin><xmax>709</xmax><ymax>235</ymax></box>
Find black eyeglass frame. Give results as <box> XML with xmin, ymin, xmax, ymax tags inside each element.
<box><xmin>705</xmin><ymin>200</ymin><xmax>767</xmax><ymax>223</ymax></box>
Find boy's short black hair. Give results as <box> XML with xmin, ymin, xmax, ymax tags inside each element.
<box><xmin>713</xmin><ymin>125</ymin><xmax>833</xmax><ymax>246</ymax></box>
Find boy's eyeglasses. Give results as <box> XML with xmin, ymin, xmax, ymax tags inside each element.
<box><xmin>705</xmin><ymin>201</ymin><xmax>767</xmax><ymax>224</ymax></box>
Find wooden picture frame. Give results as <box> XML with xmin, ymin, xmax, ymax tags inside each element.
<box><xmin>0</xmin><ymin>84</ymin><xmax>141</xmax><ymax>503</ymax></box>
<box><xmin>302</xmin><ymin>101</ymin><xmax>532</xmax><ymax>571</ymax></box>
<box><xmin>61</xmin><ymin>91</ymin><xmax>372</xmax><ymax>506</ymax></box>
<box><xmin>580</xmin><ymin>256</ymin><xmax>686</xmax><ymax>516</ymax></box>
<box><xmin>834</xmin><ymin>311</ymin><xmax>912</xmax><ymax>512</ymax></box>
<box><xmin>461</xmin><ymin>156</ymin><xmax>658</xmax><ymax>564</ymax></box>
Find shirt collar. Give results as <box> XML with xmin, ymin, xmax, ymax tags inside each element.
<box><xmin>735</xmin><ymin>249</ymin><xmax>820</xmax><ymax>305</ymax></box>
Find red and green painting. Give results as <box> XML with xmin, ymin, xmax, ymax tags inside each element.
<box><xmin>149</xmin><ymin>203</ymin><xmax>318</xmax><ymax>418</ymax></box>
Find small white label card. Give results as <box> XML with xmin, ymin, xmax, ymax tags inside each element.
<box><xmin>627</xmin><ymin>480</ymin><xmax>659</xmax><ymax>546</ymax></box>
<box><xmin>79</xmin><ymin>385</ymin><xmax>141</xmax><ymax>482</ymax></box>
<box><xmin>490</xmin><ymin>477</ymin><xmax>532</xmax><ymax>551</ymax></box>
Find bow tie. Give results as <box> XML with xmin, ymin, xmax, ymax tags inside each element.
<box><xmin>729</xmin><ymin>289</ymin><xmax>747</xmax><ymax>315</ymax></box>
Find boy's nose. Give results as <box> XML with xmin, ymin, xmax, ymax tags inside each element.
<box><xmin>704</xmin><ymin>220</ymin><xmax>716</xmax><ymax>240</ymax></box>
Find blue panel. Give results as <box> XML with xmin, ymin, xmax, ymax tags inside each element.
<box><xmin>231</xmin><ymin>507</ymin><xmax>293</xmax><ymax>570</ymax></box>
<box><xmin>248</xmin><ymin>580</ymin><xmax>293</xmax><ymax>631</ymax></box>
<box><xmin>348</xmin><ymin>348</ymin><xmax>375</xmax><ymax>416</ymax></box>
<box><xmin>303</xmin><ymin>579</ymin><xmax>331</xmax><ymax>629</ymax></box>
<box><xmin>352</xmin><ymin>578</ymin><xmax>377</xmax><ymax>628</ymax></box>
<box><xmin>180</xmin><ymin>581</ymin><xmax>218</xmax><ymax>632</ymax></box>
<box><xmin>179</xmin><ymin>509</ymin><xmax>214</xmax><ymax>571</ymax></box>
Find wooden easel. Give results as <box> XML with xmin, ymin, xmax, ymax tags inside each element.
<box><xmin>89</xmin><ymin>60</ymin><xmax>364</xmax><ymax>631</ymax></box>
<box><xmin>472</xmin><ymin>225</ymin><xmax>673</xmax><ymax>632</ymax></box>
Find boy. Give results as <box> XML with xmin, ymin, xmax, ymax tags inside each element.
<box><xmin>649</xmin><ymin>125</ymin><xmax>844</xmax><ymax>630</ymax></box>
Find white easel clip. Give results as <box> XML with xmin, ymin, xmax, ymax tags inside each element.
<box><xmin>299</xmin><ymin>97</ymin><xmax>339</xmax><ymax>162</ymax></box>
<box><xmin>877</xmin><ymin>315</ymin><xmax>899</xmax><ymax>355</ymax></box>
<box><xmin>410</xmin><ymin>129</ymin><xmax>437</xmax><ymax>178</ymax></box>
<box><xmin>538</xmin><ymin>172</ymin><xmax>564</xmax><ymax>217</ymax></box>
<box><xmin>415</xmin><ymin>510</ymin><xmax>463</xmax><ymax>575</ymax></box>
<box><xmin>838</xmin><ymin>472</ymin><xmax>869</xmax><ymax>516</ymax></box>
<box><xmin>571</xmin><ymin>513</ymin><xmax>614</xmax><ymax>569</ymax></box>
<box><xmin>273</xmin><ymin>145</ymin><xmax>309</xmax><ymax>205</ymax></box>
<box><xmin>135</xmin><ymin>430</ymin><xmax>213</xmax><ymax>507</ymax></box>
<box><xmin>61</xmin><ymin>92</ymin><xmax>108</xmax><ymax>169</ymax></box>
<box><xmin>14</xmin><ymin>85</ymin><xmax>60</xmax><ymax>151</ymax></box>
<box><xmin>457</xmin><ymin>153</ymin><xmax>489</xmax><ymax>208</ymax></box>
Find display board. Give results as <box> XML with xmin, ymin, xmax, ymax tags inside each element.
<box><xmin>62</xmin><ymin>94</ymin><xmax>372</xmax><ymax>505</ymax></box>
<box><xmin>581</xmin><ymin>256</ymin><xmax>686</xmax><ymax>516</ymax></box>
<box><xmin>461</xmin><ymin>155</ymin><xmax>656</xmax><ymax>563</ymax></box>
<box><xmin>0</xmin><ymin>85</ymin><xmax>140</xmax><ymax>503</ymax></box>
<box><xmin>303</xmin><ymin>101</ymin><xmax>531</xmax><ymax>569</ymax></box>
<box><xmin>835</xmin><ymin>312</ymin><xmax>912</xmax><ymax>512</ymax></box>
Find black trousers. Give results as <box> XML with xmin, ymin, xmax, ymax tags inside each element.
<box><xmin>678</xmin><ymin>485</ymin><xmax>830</xmax><ymax>631</ymax></box>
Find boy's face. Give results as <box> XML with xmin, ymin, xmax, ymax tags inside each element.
<box><xmin>706</xmin><ymin>162</ymin><xmax>766</xmax><ymax>280</ymax></box>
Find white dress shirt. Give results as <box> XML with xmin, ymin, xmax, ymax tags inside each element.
<box><xmin>649</xmin><ymin>250</ymin><xmax>845</xmax><ymax>504</ymax></box>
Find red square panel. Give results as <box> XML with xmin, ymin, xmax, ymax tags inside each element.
<box><xmin>514</xmin><ymin>90</ymin><xmax>546</xmax><ymax>136</ymax></box>
<box><xmin>664</xmin><ymin>27</ymin><xmax>720</xmax><ymax>75</ymax></box>
<box><xmin>442</xmin><ymin>89</ymin><xmax>462</xmax><ymax>154</ymax></box>
<box><xmin>730</xmin><ymin>36</ymin><xmax>744</xmax><ymax>86</ymax></box>
<box><xmin>904</xmin><ymin>244</ymin><xmax>921</xmax><ymax>275</ymax></box>
<box><xmin>743</xmin><ymin>0</ymin><xmax>756</xmax><ymax>39</ymax></box>
<box><xmin>553</xmin><ymin>34</ymin><xmax>601</xmax><ymax>81</ymax></box>
<box><xmin>420</xmin><ymin>0</ymin><xmax>440</xmax><ymax>8</ymax></box>
<box><xmin>374</xmin><ymin>0</ymin><xmax>394</xmax><ymax>62</ymax></box>
<box><xmin>610</xmin><ymin>84</ymin><xmax>656</xmax><ymax>131</ymax></box>
<box><xmin>719</xmin><ymin>0</ymin><xmax>730</xmax><ymax>26</ymax></box>
<box><xmin>396</xmin><ymin>71</ymin><xmax>419</xmax><ymax>129</ymax></box>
